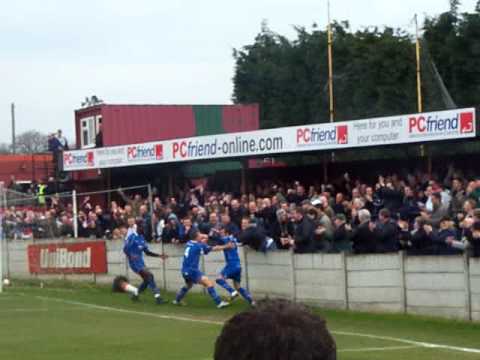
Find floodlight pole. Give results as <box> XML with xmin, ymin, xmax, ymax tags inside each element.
<box><xmin>327</xmin><ymin>0</ymin><xmax>334</xmax><ymax>123</ymax></box>
<box><xmin>325</xmin><ymin>0</ymin><xmax>335</xmax><ymax>184</ymax></box>
<box><xmin>415</xmin><ymin>14</ymin><xmax>423</xmax><ymax>114</ymax></box>
<box><xmin>414</xmin><ymin>14</ymin><xmax>431</xmax><ymax>174</ymax></box>
<box><xmin>11</xmin><ymin>103</ymin><xmax>16</xmax><ymax>154</ymax></box>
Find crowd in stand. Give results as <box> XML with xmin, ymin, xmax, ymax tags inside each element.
<box><xmin>2</xmin><ymin>166</ymin><xmax>480</xmax><ymax>257</ymax></box>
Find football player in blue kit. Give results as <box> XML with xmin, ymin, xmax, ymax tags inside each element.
<box><xmin>123</xmin><ymin>218</ymin><xmax>168</xmax><ymax>304</ymax></box>
<box><xmin>215</xmin><ymin>226</ymin><xmax>254</xmax><ymax>306</ymax></box>
<box><xmin>174</xmin><ymin>230</ymin><xmax>232</xmax><ymax>308</ymax></box>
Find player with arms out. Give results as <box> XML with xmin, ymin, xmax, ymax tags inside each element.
<box><xmin>173</xmin><ymin>230</ymin><xmax>232</xmax><ymax>308</ymax></box>
<box><xmin>123</xmin><ymin>217</ymin><xmax>168</xmax><ymax>304</ymax></box>
<box><xmin>215</xmin><ymin>226</ymin><xmax>254</xmax><ymax>306</ymax></box>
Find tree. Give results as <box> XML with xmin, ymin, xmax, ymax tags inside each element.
<box><xmin>14</xmin><ymin>130</ymin><xmax>48</xmax><ymax>154</ymax></box>
<box><xmin>423</xmin><ymin>5</ymin><xmax>480</xmax><ymax>107</ymax></box>
<box><xmin>233</xmin><ymin>22</ymin><xmax>417</xmax><ymax>129</ymax></box>
<box><xmin>0</xmin><ymin>143</ymin><xmax>10</xmax><ymax>154</ymax></box>
<box><xmin>450</xmin><ymin>0</ymin><xmax>461</xmax><ymax>17</ymax></box>
<box><xmin>476</xmin><ymin>0</ymin><xmax>480</xmax><ymax>13</ymax></box>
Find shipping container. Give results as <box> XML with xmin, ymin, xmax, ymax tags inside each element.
<box><xmin>0</xmin><ymin>154</ymin><xmax>54</xmax><ymax>187</ymax></box>
<box><xmin>74</xmin><ymin>104</ymin><xmax>260</xmax><ymax>149</ymax></box>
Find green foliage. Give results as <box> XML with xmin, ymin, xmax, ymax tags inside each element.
<box><xmin>424</xmin><ymin>7</ymin><xmax>480</xmax><ymax>108</ymax></box>
<box><xmin>233</xmin><ymin>22</ymin><xmax>417</xmax><ymax>129</ymax></box>
<box><xmin>233</xmin><ymin>9</ymin><xmax>480</xmax><ymax>131</ymax></box>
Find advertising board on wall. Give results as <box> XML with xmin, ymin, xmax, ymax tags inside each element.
<box><xmin>63</xmin><ymin>108</ymin><xmax>476</xmax><ymax>171</ymax></box>
<box><xmin>28</xmin><ymin>241</ymin><xmax>108</xmax><ymax>274</ymax></box>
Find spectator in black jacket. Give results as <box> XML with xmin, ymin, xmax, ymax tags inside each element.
<box><xmin>161</xmin><ymin>216</ymin><xmax>181</xmax><ymax>243</ymax></box>
<box><xmin>374</xmin><ymin>209</ymin><xmax>399</xmax><ymax>253</ymax></box>
<box><xmin>293</xmin><ymin>208</ymin><xmax>316</xmax><ymax>253</ymax></box>
<box><xmin>378</xmin><ymin>181</ymin><xmax>403</xmax><ymax>213</ymax></box>
<box><xmin>272</xmin><ymin>209</ymin><xmax>294</xmax><ymax>249</ymax></box>
<box><xmin>332</xmin><ymin>214</ymin><xmax>352</xmax><ymax>253</ymax></box>
<box><xmin>408</xmin><ymin>217</ymin><xmax>435</xmax><ymax>255</ymax></box>
<box><xmin>220</xmin><ymin>213</ymin><xmax>240</xmax><ymax>238</ymax></box>
<box><xmin>351</xmin><ymin>209</ymin><xmax>377</xmax><ymax>254</ymax></box>
<box><xmin>448</xmin><ymin>221</ymin><xmax>480</xmax><ymax>257</ymax></box>
<box><xmin>431</xmin><ymin>216</ymin><xmax>462</xmax><ymax>255</ymax></box>
<box><xmin>239</xmin><ymin>218</ymin><xmax>276</xmax><ymax>252</ymax></box>
<box><xmin>229</xmin><ymin>199</ymin><xmax>246</xmax><ymax>229</ymax></box>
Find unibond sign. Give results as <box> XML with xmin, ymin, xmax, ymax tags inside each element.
<box><xmin>296</xmin><ymin>125</ymin><xmax>348</xmax><ymax>146</ymax></box>
<box><xmin>40</xmin><ymin>248</ymin><xmax>91</xmax><ymax>269</ymax></box>
<box><xmin>28</xmin><ymin>242</ymin><xmax>107</xmax><ymax>274</ymax></box>
<box><xmin>127</xmin><ymin>143</ymin><xmax>163</xmax><ymax>162</ymax></box>
<box><xmin>408</xmin><ymin>110</ymin><xmax>474</xmax><ymax>138</ymax></box>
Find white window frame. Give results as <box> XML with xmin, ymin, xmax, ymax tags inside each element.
<box><xmin>80</xmin><ymin>116</ymin><xmax>102</xmax><ymax>149</ymax></box>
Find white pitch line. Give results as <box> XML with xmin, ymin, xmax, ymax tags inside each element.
<box><xmin>35</xmin><ymin>296</ymin><xmax>480</xmax><ymax>355</ymax></box>
<box><xmin>333</xmin><ymin>331</ymin><xmax>480</xmax><ymax>354</ymax></box>
<box><xmin>35</xmin><ymin>296</ymin><xmax>224</xmax><ymax>326</ymax></box>
<box><xmin>0</xmin><ymin>308</ymin><xmax>49</xmax><ymax>313</ymax></box>
<box><xmin>339</xmin><ymin>345</ymin><xmax>419</xmax><ymax>353</ymax></box>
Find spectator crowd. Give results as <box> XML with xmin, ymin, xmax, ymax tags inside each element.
<box><xmin>2</xmin><ymin>165</ymin><xmax>480</xmax><ymax>257</ymax></box>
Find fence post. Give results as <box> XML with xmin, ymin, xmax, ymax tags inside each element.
<box><xmin>464</xmin><ymin>253</ymin><xmax>472</xmax><ymax>321</ymax></box>
<box><xmin>342</xmin><ymin>252</ymin><xmax>349</xmax><ymax>310</ymax></box>
<box><xmin>161</xmin><ymin>244</ymin><xmax>167</xmax><ymax>291</ymax></box>
<box><xmin>290</xmin><ymin>249</ymin><xmax>296</xmax><ymax>302</ymax></box>
<box><xmin>147</xmin><ymin>184</ymin><xmax>155</xmax><ymax>242</ymax></box>
<box><xmin>243</xmin><ymin>247</ymin><xmax>250</xmax><ymax>292</ymax></box>
<box><xmin>399</xmin><ymin>251</ymin><xmax>407</xmax><ymax>314</ymax></box>
<box><xmin>72</xmin><ymin>190</ymin><xmax>78</xmax><ymax>239</ymax></box>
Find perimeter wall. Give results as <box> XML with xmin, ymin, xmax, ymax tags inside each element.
<box><xmin>5</xmin><ymin>239</ymin><xmax>480</xmax><ymax>322</ymax></box>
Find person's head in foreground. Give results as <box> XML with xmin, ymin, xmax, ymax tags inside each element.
<box><xmin>214</xmin><ymin>299</ymin><xmax>336</xmax><ymax>360</ymax></box>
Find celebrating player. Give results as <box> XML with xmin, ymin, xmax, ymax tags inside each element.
<box><xmin>173</xmin><ymin>230</ymin><xmax>232</xmax><ymax>308</ymax></box>
<box><xmin>123</xmin><ymin>217</ymin><xmax>168</xmax><ymax>304</ymax></box>
<box><xmin>215</xmin><ymin>226</ymin><xmax>255</xmax><ymax>306</ymax></box>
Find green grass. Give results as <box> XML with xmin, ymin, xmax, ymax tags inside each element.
<box><xmin>0</xmin><ymin>280</ymin><xmax>479</xmax><ymax>360</ymax></box>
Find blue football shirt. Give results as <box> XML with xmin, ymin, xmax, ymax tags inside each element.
<box><xmin>181</xmin><ymin>241</ymin><xmax>211</xmax><ymax>273</ymax></box>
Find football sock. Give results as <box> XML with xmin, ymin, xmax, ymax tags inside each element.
<box><xmin>239</xmin><ymin>287</ymin><xmax>253</xmax><ymax>304</ymax></box>
<box><xmin>138</xmin><ymin>281</ymin><xmax>148</xmax><ymax>293</ymax></box>
<box><xmin>215</xmin><ymin>279</ymin><xmax>235</xmax><ymax>295</ymax></box>
<box><xmin>207</xmin><ymin>286</ymin><xmax>222</xmax><ymax>305</ymax></box>
<box><xmin>176</xmin><ymin>286</ymin><xmax>189</xmax><ymax>302</ymax></box>
<box><xmin>125</xmin><ymin>284</ymin><xmax>139</xmax><ymax>296</ymax></box>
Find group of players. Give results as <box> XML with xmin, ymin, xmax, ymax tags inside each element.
<box><xmin>114</xmin><ymin>216</ymin><xmax>254</xmax><ymax>309</ymax></box>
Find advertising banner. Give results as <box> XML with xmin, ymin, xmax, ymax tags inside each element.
<box><xmin>63</xmin><ymin>108</ymin><xmax>476</xmax><ymax>171</ymax></box>
<box><xmin>28</xmin><ymin>241</ymin><xmax>108</xmax><ymax>274</ymax></box>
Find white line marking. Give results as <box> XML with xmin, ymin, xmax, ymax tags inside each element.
<box><xmin>35</xmin><ymin>296</ymin><xmax>480</xmax><ymax>355</ymax></box>
<box><xmin>36</xmin><ymin>296</ymin><xmax>223</xmax><ymax>325</ymax></box>
<box><xmin>334</xmin><ymin>331</ymin><xmax>480</xmax><ymax>354</ymax></box>
<box><xmin>0</xmin><ymin>308</ymin><xmax>48</xmax><ymax>313</ymax></box>
<box><xmin>339</xmin><ymin>345</ymin><xmax>419</xmax><ymax>353</ymax></box>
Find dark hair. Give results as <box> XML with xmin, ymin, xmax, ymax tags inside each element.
<box><xmin>112</xmin><ymin>276</ymin><xmax>128</xmax><ymax>292</ymax></box>
<box><xmin>219</xmin><ymin>225</ymin><xmax>231</xmax><ymax>235</ymax></box>
<box><xmin>432</xmin><ymin>192</ymin><xmax>442</xmax><ymax>201</ymax></box>
<box><xmin>189</xmin><ymin>229</ymin><xmax>200</xmax><ymax>240</ymax></box>
<box><xmin>214</xmin><ymin>299</ymin><xmax>336</xmax><ymax>360</ymax></box>
<box><xmin>379</xmin><ymin>208</ymin><xmax>391</xmax><ymax>219</ymax></box>
<box><xmin>295</xmin><ymin>207</ymin><xmax>305</xmax><ymax>216</ymax></box>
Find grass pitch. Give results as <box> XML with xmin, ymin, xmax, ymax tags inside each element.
<box><xmin>0</xmin><ymin>281</ymin><xmax>479</xmax><ymax>360</ymax></box>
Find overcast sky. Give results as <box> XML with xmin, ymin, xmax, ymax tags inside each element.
<box><xmin>0</xmin><ymin>0</ymin><xmax>477</xmax><ymax>144</ymax></box>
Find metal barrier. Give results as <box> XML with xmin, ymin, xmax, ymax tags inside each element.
<box><xmin>0</xmin><ymin>184</ymin><xmax>152</xmax><ymax>242</ymax></box>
